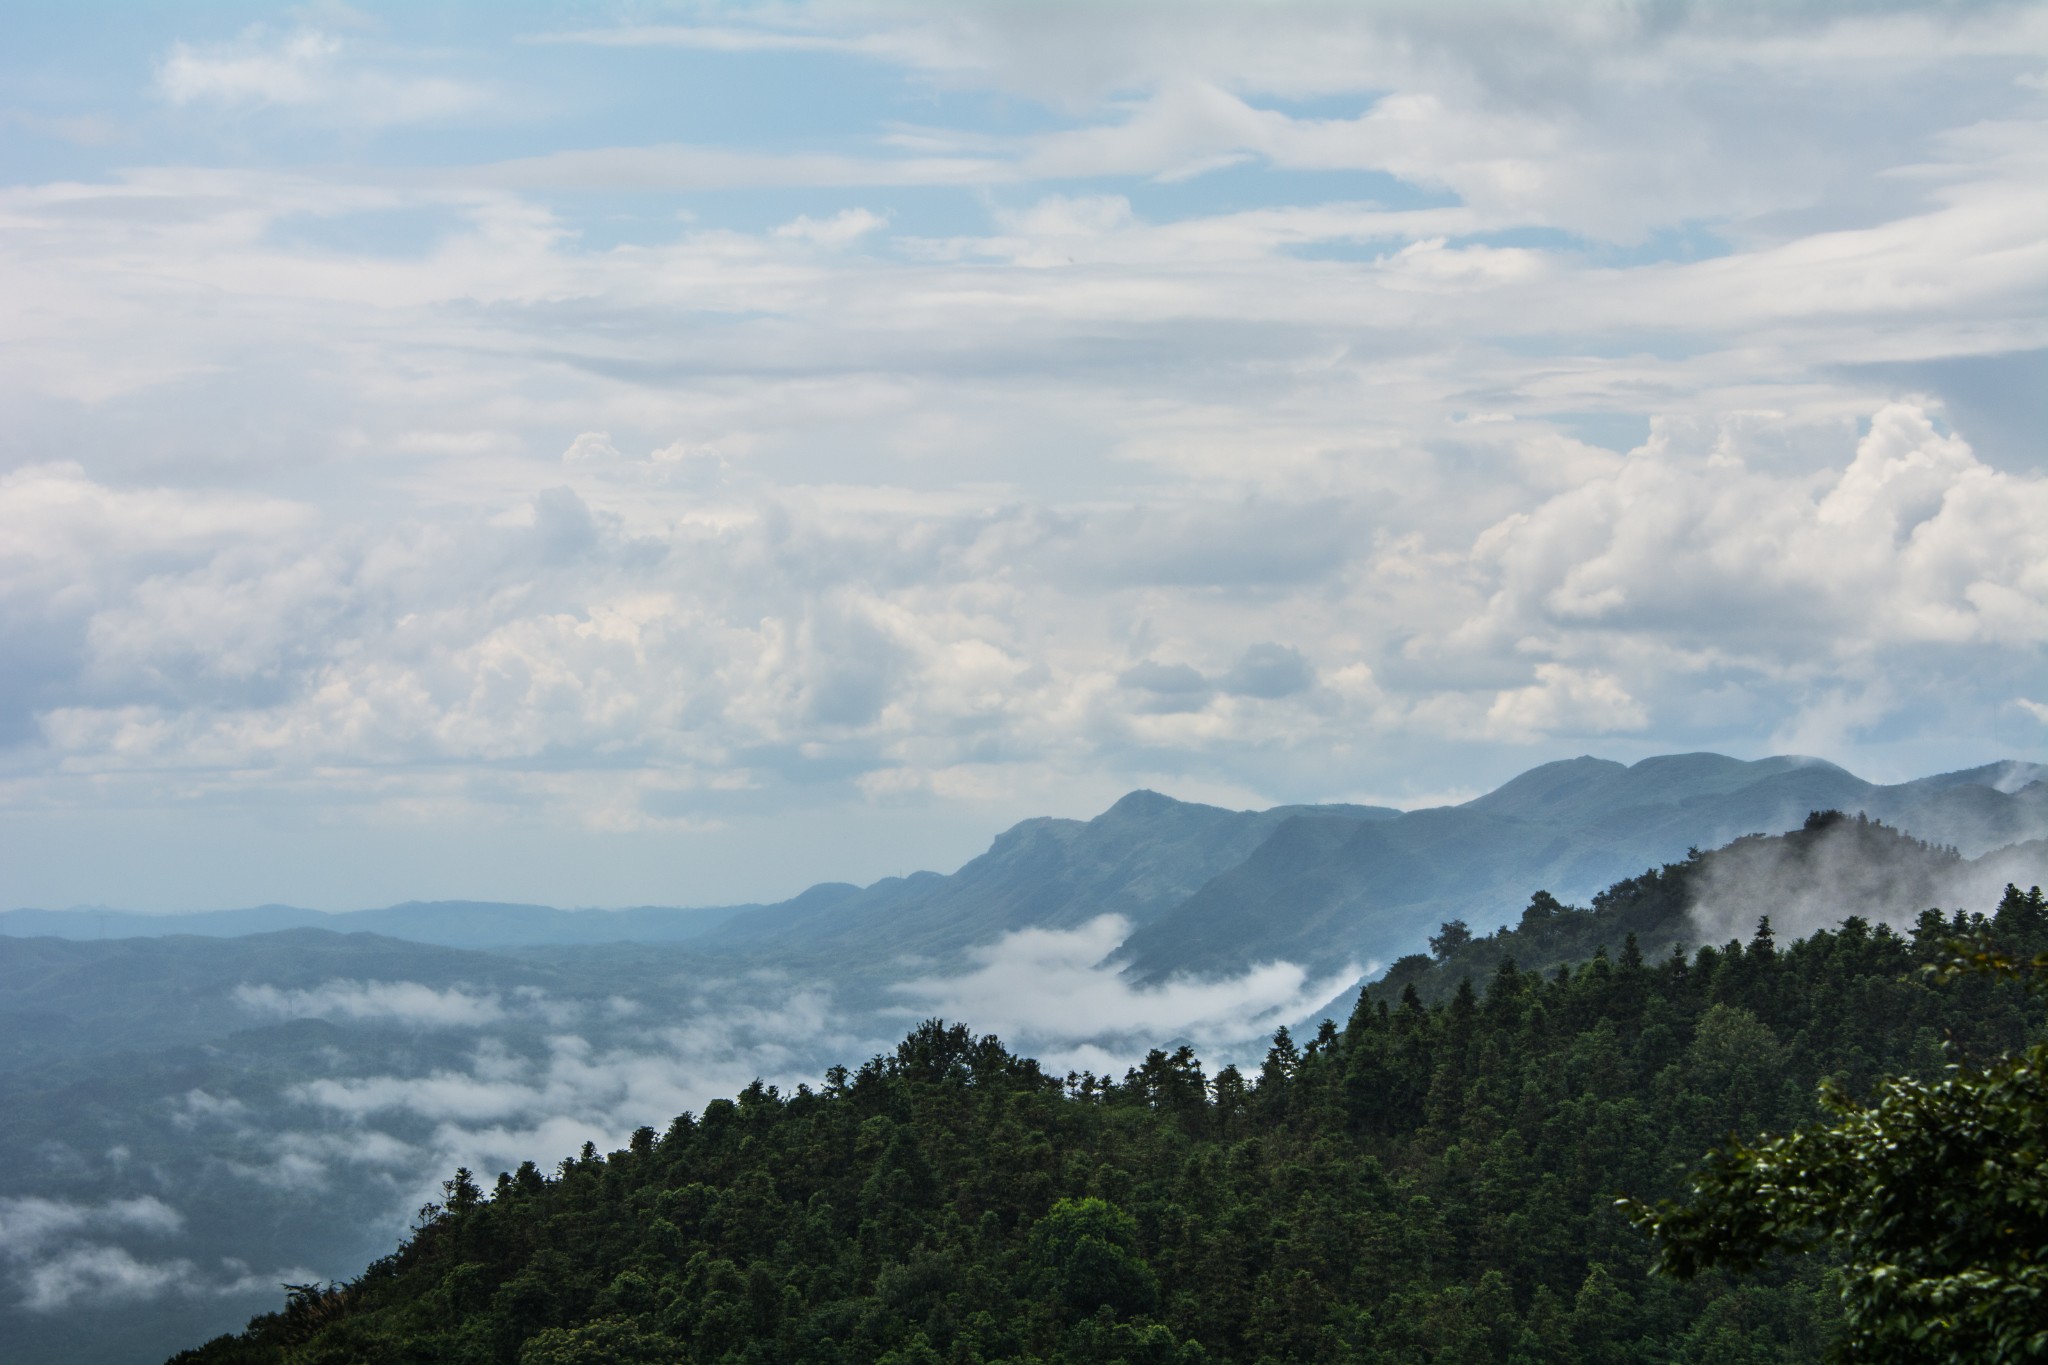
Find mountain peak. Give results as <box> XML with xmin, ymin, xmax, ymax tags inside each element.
<box><xmin>1460</xmin><ymin>756</ymin><xmax>1627</xmax><ymax>816</ymax></box>
<box><xmin>1101</xmin><ymin>789</ymin><xmax>1189</xmax><ymax>818</ymax></box>
<box><xmin>1897</xmin><ymin>759</ymin><xmax>2048</xmax><ymax>795</ymax></box>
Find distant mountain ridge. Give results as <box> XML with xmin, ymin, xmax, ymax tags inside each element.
<box><xmin>1113</xmin><ymin>753</ymin><xmax>2048</xmax><ymax>980</ymax></box>
<box><xmin>7</xmin><ymin>754</ymin><xmax>2044</xmax><ymax>986</ymax></box>
<box><xmin>0</xmin><ymin>899</ymin><xmax>748</xmax><ymax>949</ymax></box>
<box><xmin>702</xmin><ymin>791</ymin><xmax>1402</xmax><ymax>966</ymax></box>
<box><xmin>686</xmin><ymin>752</ymin><xmax>2047</xmax><ymax>981</ymax></box>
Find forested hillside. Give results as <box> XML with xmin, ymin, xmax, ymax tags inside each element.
<box><xmin>1370</xmin><ymin>809</ymin><xmax>1990</xmax><ymax>1004</ymax></box>
<box><xmin>171</xmin><ymin>878</ymin><xmax>2048</xmax><ymax>1363</ymax></box>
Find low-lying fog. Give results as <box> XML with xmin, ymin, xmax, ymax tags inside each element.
<box><xmin>0</xmin><ymin>918</ymin><xmax>1358</xmax><ymax>1364</ymax></box>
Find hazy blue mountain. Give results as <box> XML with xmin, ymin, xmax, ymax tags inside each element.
<box><xmin>1458</xmin><ymin>754</ymin><xmax>2047</xmax><ymax>855</ymax></box>
<box><xmin>1114</xmin><ymin>753</ymin><xmax>2048</xmax><ymax>980</ymax></box>
<box><xmin>0</xmin><ymin>904</ymin><xmax>333</xmax><ymax>938</ymax></box>
<box><xmin>698</xmin><ymin>790</ymin><xmax>1402</xmax><ymax>966</ymax></box>
<box><xmin>0</xmin><ymin>899</ymin><xmax>749</xmax><ymax>948</ymax></box>
<box><xmin>682</xmin><ymin>751</ymin><xmax>2046</xmax><ymax>982</ymax></box>
<box><xmin>8</xmin><ymin>754</ymin><xmax>2041</xmax><ymax>986</ymax></box>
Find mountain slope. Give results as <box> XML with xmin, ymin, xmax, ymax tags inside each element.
<box><xmin>697</xmin><ymin>790</ymin><xmax>1401</xmax><ymax>967</ymax></box>
<box><xmin>1114</xmin><ymin>754</ymin><xmax>2048</xmax><ymax>981</ymax></box>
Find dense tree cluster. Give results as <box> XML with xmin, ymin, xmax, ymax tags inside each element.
<box><xmin>1380</xmin><ymin>811</ymin><xmax>1964</xmax><ymax>1005</ymax></box>
<box><xmin>1628</xmin><ymin>886</ymin><xmax>2048</xmax><ymax>1363</ymax></box>
<box><xmin>171</xmin><ymin>863</ymin><xmax>2047</xmax><ymax>1364</ymax></box>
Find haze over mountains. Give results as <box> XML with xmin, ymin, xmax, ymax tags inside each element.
<box><xmin>0</xmin><ymin>902</ymin><xmax>749</xmax><ymax>950</ymax></box>
<box><xmin>13</xmin><ymin>753</ymin><xmax>2045</xmax><ymax>981</ymax></box>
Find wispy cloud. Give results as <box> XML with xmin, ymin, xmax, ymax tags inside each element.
<box><xmin>15</xmin><ymin>1246</ymin><xmax>317</xmax><ymax>1313</ymax></box>
<box><xmin>0</xmin><ymin>1196</ymin><xmax>183</xmax><ymax>1259</ymax></box>
<box><xmin>0</xmin><ymin>1195</ymin><xmax>307</xmax><ymax>1313</ymax></box>
<box><xmin>157</xmin><ymin>25</ymin><xmax>487</xmax><ymax>125</ymax></box>
<box><xmin>774</xmin><ymin>207</ymin><xmax>890</xmax><ymax>246</ymax></box>
<box><xmin>233</xmin><ymin>980</ymin><xmax>510</xmax><ymax>1028</ymax></box>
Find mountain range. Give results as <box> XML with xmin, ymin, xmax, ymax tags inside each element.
<box><xmin>13</xmin><ymin>752</ymin><xmax>2043</xmax><ymax>984</ymax></box>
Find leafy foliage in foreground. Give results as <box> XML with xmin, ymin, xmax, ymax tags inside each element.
<box><xmin>1626</xmin><ymin>886</ymin><xmax>2048</xmax><ymax>1363</ymax></box>
<box><xmin>173</xmin><ymin>878</ymin><xmax>2047</xmax><ymax>1364</ymax></box>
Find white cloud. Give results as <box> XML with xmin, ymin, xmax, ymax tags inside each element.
<box><xmin>156</xmin><ymin>26</ymin><xmax>485</xmax><ymax>125</ymax></box>
<box><xmin>1456</xmin><ymin>404</ymin><xmax>2048</xmax><ymax>661</ymax></box>
<box><xmin>211</xmin><ymin>936</ymin><xmax>1349</xmax><ymax>1243</ymax></box>
<box><xmin>233</xmin><ymin>980</ymin><xmax>510</xmax><ymax>1028</ymax></box>
<box><xmin>2</xmin><ymin>3</ymin><xmax>2045</xmax><ymax>908</ymax></box>
<box><xmin>20</xmin><ymin>1246</ymin><xmax>200</xmax><ymax>1312</ymax></box>
<box><xmin>172</xmin><ymin>1090</ymin><xmax>249</xmax><ymax>1129</ymax></box>
<box><xmin>894</xmin><ymin>916</ymin><xmax>1359</xmax><ymax>1072</ymax></box>
<box><xmin>1687</xmin><ymin>815</ymin><xmax>2048</xmax><ymax>947</ymax></box>
<box><xmin>774</xmin><ymin>208</ymin><xmax>889</xmax><ymax>245</ymax></box>
<box><xmin>227</xmin><ymin>1128</ymin><xmax>423</xmax><ymax>1192</ymax></box>
<box><xmin>159</xmin><ymin>29</ymin><xmax>344</xmax><ymax>107</ymax></box>
<box><xmin>287</xmin><ymin>988</ymin><xmax>851</xmax><ymax>1128</ymax></box>
<box><xmin>0</xmin><ymin>1197</ymin><xmax>182</xmax><ymax>1261</ymax></box>
<box><xmin>0</xmin><ymin>1197</ymin><xmax>306</xmax><ymax>1314</ymax></box>
<box><xmin>1</xmin><ymin>399</ymin><xmax>2042</xmax><ymax>859</ymax></box>
<box><xmin>261</xmin><ymin>979</ymin><xmax>880</xmax><ymax>1213</ymax></box>
<box><xmin>13</xmin><ymin>1245</ymin><xmax>317</xmax><ymax>1313</ymax></box>
<box><xmin>1482</xmin><ymin>665</ymin><xmax>1648</xmax><ymax>742</ymax></box>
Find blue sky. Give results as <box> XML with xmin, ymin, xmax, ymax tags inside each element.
<box><xmin>1</xmin><ymin>1</ymin><xmax>2045</xmax><ymax>910</ymax></box>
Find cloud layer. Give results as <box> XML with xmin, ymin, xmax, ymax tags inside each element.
<box><xmin>0</xmin><ymin>1194</ymin><xmax>307</xmax><ymax>1313</ymax></box>
<box><xmin>233</xmin><ymin>979</ymin><xmax>510</xmax><ymax>1028</ymax></box>
<box><xmin>895</xmin><ymin>915</ymin><xmax>1358</xmax><ymax>1074</ymax></box>
<box><xmin>1</xmin><ymin>2</ymin><xmax>2045</xmax><ymax>908</ymax></box>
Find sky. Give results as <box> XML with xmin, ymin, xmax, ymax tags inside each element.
<box><xmin>1</xmin><ymin>0</ymin><xmax>2045</xmax><ymax>912</ymax></box>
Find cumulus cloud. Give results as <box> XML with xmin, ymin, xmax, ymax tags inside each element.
<box><xmin>8</xmin><ymin>11</ymin><xmax>2044</xmax><ymax>1347</ymax></box>
<box><xmin>2</xmin><ymin>3</ymin><xmax>2045</xmax><ymax>910</ymax></box>
<box><xmin>3</xmin><ymin>402</ymin><xmax>2043</xmax><ymax>882</ymax></box>
<box><xmin>1481</xmin><ymin>665</ymin><xmax>1647</xmax><ymax>742</ymax></box>
<box><xmin>1449</xmin><ymin>405</ymin><xmax>2048</xmax><ymax>674</ymax></box>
